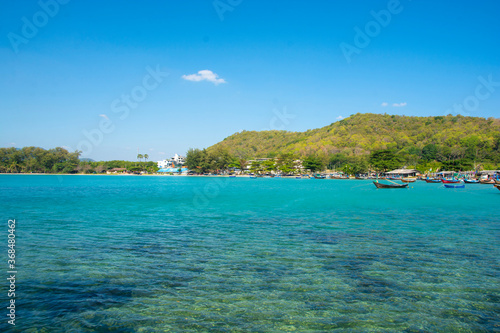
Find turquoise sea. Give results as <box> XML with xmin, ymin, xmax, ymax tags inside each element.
<box><xmin>1</xmin><ymin>175</ymin><xmax>499</xmax><ymax>332</ymax></box>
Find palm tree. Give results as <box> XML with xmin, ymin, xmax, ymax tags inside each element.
<box><xmin>144</xmin><ymin>154</ymin><xmax>149</xmax><ymax>173</ymax></box>
<box><xmin>238</xmin><ymin>158</ymin><xmax>247</xmax><ymax>174</ymax></box>
<box><xmin>8</xmin><ymin>162</ymin><xmax>19</xmax><ymax>173</ymax></box>
<box><xmin>137</xmin><ymin>154</ymin><xmax>143</xmax><ymax>167</ymax></box>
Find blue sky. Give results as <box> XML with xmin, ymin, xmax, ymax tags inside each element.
<box><xmin>1</xmin><ymin>0</ymin><xmax>499</xmax><ymax>161</ymax></box>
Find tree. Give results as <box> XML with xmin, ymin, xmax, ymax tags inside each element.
<box><xmin>250</xmin><ymin>160</ymin><xmax>263</xmax><ymax>174</ymax></box>
<box><xmin>303</xmin><ymin>155</ymin><xmax>323</xmax><ymax>173</ymax></box>
<box><xmin>137</xmin><ymin>154</ymin><xmax>143</xmax><ymax>165</ymax></box>
<box><xmin>262</xmin><ymin>159</ymin><xmax>276</xmax><ymax>173</ymax></box>
<box><xmin>207</xmin><ymin>147</ymin><xmax>233</xmax><ymax>172</ymax></box>
<box><xmin>129</xmin><ymin>166</ymin><xmax>142</xmax><ymax>173</ymax></box>
<box><xmin>144</xmin><ymin>154</ymin><xmax>149</xmax><ymax>163</ymax></box>
<box><xmin>441</xmin><ymin>159</ymin><xmax>473</xmax><ymax>172</ymax></box>
<box><xmin>62</xmin><ymin>161</ymin><xmax>78</xmax><ymax>174</ymax></box>
<box><xmin>437</xmin><ymin>146</ymin><xmax>452</xmax><ymax>162</ymax></box>
<box><xmin>185</xmin><ymin>148</ymin><xmax>205</xmax><ymax>173</ymax></box>
<box><xmin>237</xmin><ymin>158</ymin><xmax>247</xmax><ymax>173</ymax></box>
<box><xmin>342</xmin><ymin>164</ymin><xmax>354</xmax><ymax>175</ymax></box>
<box><xmin>95</xmin><ymin>164</ymin><xmax>107</xmax><ymax>173</ymax></box>
<box><xmin>351</xmin><ymin>157</ymin><xmax>369</xmax><ymax>174</ymax></box>
<box><xmin>185</xmin><ymin>147</ymin><xmax>234</xmax><ymax>174</ymax></box>
<box><xmin>328</xmin><ymin>153</ymin><xmax>350</xmax><ymax>171</ymax></box>
<box><xmin>276</xmin><ymin>153</ymin><xmax>298</xmax><ymax>174</ymax></box>
<box><xmin>369</xmin><ymin>150</ymin><xmax>401</xmax><ymax>173</ymax></box>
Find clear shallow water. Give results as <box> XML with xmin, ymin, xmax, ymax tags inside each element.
<box><xmin>1</xmin><ymin>175</ymin><xmax>499</xmax><ymax>332</ymax></box>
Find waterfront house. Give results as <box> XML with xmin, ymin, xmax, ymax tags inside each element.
<box><xmin>107</xmin><ymin>168</ymin><xmax>128</xmax><ymax>174</ymax></box>
<box><xmin>157</xmin><ymin>154</ymin><xmax>186</xmax><ymax>169</ymax></box>
<box><xmin>385</xmin><ymin>169</ymin><xmax>421</xmax><ymax>177</ymax></box>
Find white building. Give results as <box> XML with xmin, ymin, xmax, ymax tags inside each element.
<box><xmin>157</xmin><ymin>154</ymin><xmax>186</xmax><ymax>168</ymax></box>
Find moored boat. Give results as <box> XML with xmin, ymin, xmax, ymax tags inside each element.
<box><xmin>444</xmin><ymin>184</ymin><xmax>465</xmax><ymax>188</ymax></box>
<box><xmin>441</xmin><ymin>179</ymin><xmax>461</xmax><ymax>183</ymax></box>
<box><xmin>425</xmin><ymin>179</ymin><xmax>441</xmax><ymax>183</ymax></box>
<box><xmin>463</xmin><ymin>179</ymin><xmax>479</xmax><ymax>183</ymax></box>
<box><xmin>494</xmin><ymin>184</ymin><xmax>500</xmax><ymax>191</ymax></box>
<box><xmin>479</xmin><ymin>179</ymin><xmax>495</xmax><ymax>184</ymax></box>
<box><xmin>401</xmin><ymin>178</ymin><xmax>417</xmax><ymax>183</ymax></box>
<box><xmin>373</xmin><ymin>181</ymin><xmax>409</xmax><ymax>189</ymax></box>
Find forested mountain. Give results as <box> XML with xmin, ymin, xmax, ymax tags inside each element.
<box><xmin>2</xmin><ymin>114</ymin><xmax>500</xmax><ymax>174</ymax></box>
<box><xmin>209</xmin><ymin>113</ymin><xmax>500</xmax><ymax>165</ymax></box>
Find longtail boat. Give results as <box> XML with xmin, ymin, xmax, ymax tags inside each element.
<box><xmin>479</xmin><ymin>179</ymin><xmax>495</xmax><ymax>184</ymax></box>
<box><xmin>401</xmin><ymin>178</ymin><xmax>417</xmax><ymax>183</ymax></box>
<box><xmin>444</xmin><ymin>184</ymin><xmax>465</xmax><ymax>188</ymax></box>
<box><xmin>494</xmin><ymin>184</ymin><xmax>500</xmax><ymax>191</ymax></box>
<box><xmin>425</xmin><ymin>179</ymin><xmax>441</xmax><ymax>183</ymax></box>
<box><xmin>441</xmin><ymin>179</ymin><xmax>461</xmax><ymax>184</ymax></box>
<box><xmin>464</xmin><ymin>179</ymin><xmax>479</xmax><ymax>183</ymax></box>
<box><xmin>373</xmin><ymin>181</ymin><xmax>408</xmax><ymax>189</ymax></box>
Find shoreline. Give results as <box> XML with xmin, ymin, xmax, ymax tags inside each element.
<box><xmin>0</xmin><ymin>173</ymin><xmax>250</xmax><ymax>177</ymax></box>
<box><xmin>0</xmin><ymin>173</ymin><xmax>312</xmax><ymax>178</ymax></box>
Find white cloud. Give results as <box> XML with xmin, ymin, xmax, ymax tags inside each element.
<box><xmin>381</xmin><ymin>102</ymin><xmax>388</xmax><ymax>107</ymax></box>
<box><xmin>336</xmin><ymin>116</ymin><xmax>344</xmax><ymax>120</ymax></box>
<box><xmin>182</xmin><ymin>70</ymin><xmax>226</xmax><ymax>85</ymax></box>
<box><xmin>392</xmin><ymin>102</ymin><xmax>407</xmax><ymax>107</ymax></box>
<box><xmin>159</xmin><ymin>152</ymin><xmax>166</xmax><ymax>155</ymax></box>
<box><xmin>99</xmin><ymin>114</ymin><xmax>109</xmax><ymax>120</ymax></box>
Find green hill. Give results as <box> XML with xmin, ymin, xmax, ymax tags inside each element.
<box><xmin>208</xmin><ymin>113</ymin><xmax>500</xmax><ymax>165</ymax></box>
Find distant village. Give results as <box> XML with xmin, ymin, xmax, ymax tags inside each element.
<box><xmin>120</xmin><ymin>153</ymin><xmax>500</xmax><ymax>182</ymax></box>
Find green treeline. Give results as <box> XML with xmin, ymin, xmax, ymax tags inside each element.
<box><xmin>3</xmin><ymin>114</ymin><xmax>500</xmax><ymax>175</ymax></box>
<box><xmin>0</xmin><ymin>147</ymin><xmax>80</xmax><ymax>173</ymax></box>
<box><xmin>204</xmin><ymin>113</ymin><xmax>500</xmax><ymax>172</ymax></box>
<box><xmin>185</xmin><ymin>147</ymin><xmax>235</xmax><ymax>174</ymax></box>
<box><xmin>0</xmin><ymin>147</ymin><xmax>158</xmax><ymax>174</ymax></box>
<box><xmin>185</xmin><ymin>147</ymin><xmax>304</xmax><ymax>174</ymax></box>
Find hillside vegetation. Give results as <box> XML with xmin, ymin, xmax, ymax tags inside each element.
<box><xmin>3</xmin><ymin>114</ymin><xmax>499</xmax><ymax>174</ymax></box>
<box><xmin>209</xmin><ymin>113</ymin><xmax>500</xmax><ymax>165</ymax></box>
